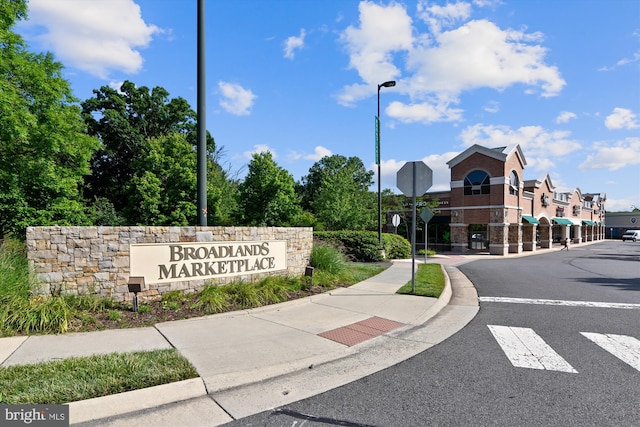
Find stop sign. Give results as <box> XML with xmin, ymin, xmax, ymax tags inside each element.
<box><xmin>396</xmin><ymin>161</ymin><xmax>432</xmax><ymax>197</ymax></box>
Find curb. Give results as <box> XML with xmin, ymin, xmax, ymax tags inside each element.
<box><xmin>68</xmin><ymin>377</ymin><xmax>208</xmax><ymax>425</ymax></box>
<box><xmin>65</xmin><ymin>264</ymin><xmax>458</xmax><ymax>425</ymax></box>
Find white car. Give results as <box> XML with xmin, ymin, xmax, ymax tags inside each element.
<box><xmin>621</xmin><ymin>230</ymin><xmax>640</xmax><ymax>242</ymax></box>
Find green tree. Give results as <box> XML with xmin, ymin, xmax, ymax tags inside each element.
<box><xmin>207</xmin><ymin>150</ymin><xmax>240</xmax><ymax>225</ymax></box>
<box><xmin>124</xmin><ymin>133</ymin><xmax>197</xmax><ymax>225</ymax></box>
<box><xmin>0</xmin><ymin>0</ymin><xmax>98</xmax><ymax>238</ymax></box>
<box><xmin>298</xmin><ymin>155</ymin><xmax>375</xmax><ymax>231</ymax></box>
<box><xmin>298</xmin><ymin>155</ymin><xmax>374</xmax><ymax>211</ymax></box>
<box><xmin>237</xmin><ymin>152</ymin><xmax>302</xmax><ymax>226</ymax></box>
<box><xmin>81</xmin><ymin>81</ymin><xmax>214</xmax><ymax>223</ymax></box>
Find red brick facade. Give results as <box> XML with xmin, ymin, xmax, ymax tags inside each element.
<box><xmin>431</xmin><ymin>144</ymin><xmax>606</xmax><ymax>255</ymax></box>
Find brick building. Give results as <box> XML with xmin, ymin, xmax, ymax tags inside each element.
<box><xmin>390</xmin><ymin>144</ymin><xmax>606</xmax><ymax>255</ymax></box>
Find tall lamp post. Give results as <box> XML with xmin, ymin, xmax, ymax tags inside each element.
<box><xmin>196</xmin><ymin>0</ymin><xmax>207</xmax><ymax>226</ymax></box>
<box><xmin>377</xmin><ymin>80</ymin><xmax>396</xmax><ymax>248</ymax></box>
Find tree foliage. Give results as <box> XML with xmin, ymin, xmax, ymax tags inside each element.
<box><xmin>206</xmin><ymin>150</ymin><xmax>240</xmax><ymax>225</ymax></box>
<box><xmin>298</xmin><ymin>155</ymin><xmax>375</xmax><ymax>231</ymax></box>
<box><xmin>123</xmin><ymin>133</ymin><xmax>198</xmax><ymax>225</ymax></box>
<box><xmin>81</xmin><ymin>81</ymin><xmax>214</xmax><ymax>223</ymax></box>
<box><xmin>0</xmin><ymin>0</ymin><xmax>98</xmax><ymax>237</ymax></box>
<box><xmin>237</xmin><ymin>152</ymin><xmax>302</xmax><ymax>226</ymax></box>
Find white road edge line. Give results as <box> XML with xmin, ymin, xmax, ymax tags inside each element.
<box><xmin>479</xmin><ymin>297</ymin><xmax>640</xmax><ymax>310</ymax></box>
<box><xmin>488</xmin><ymin>325</ymin><xmax>578</xmax><ymax>373</ymax></box>
<box><xmin>580</xmin><ymin>332</ymin><xmax>640</xmax><ymax>372</ymax></box>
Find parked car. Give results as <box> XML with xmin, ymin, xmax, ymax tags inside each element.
<box><xmin>621</xmin><ymin>230</ymin><xmax>640</xmax><ymax>242</ymax></box>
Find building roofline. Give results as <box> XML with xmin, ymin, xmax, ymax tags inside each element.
<box><xmin>446</xmin><ymin>144</ymin><xmax>527</xmax><ymax>169</ymax></box>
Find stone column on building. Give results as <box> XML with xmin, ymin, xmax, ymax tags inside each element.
<box><xmin>539</xmin><ymin>222</ymin><xmax>551</xmax><ymax>248</ymax></box>
<box><xmin>522</xmin><ymin>224</ymin><xmax>537</xmax><ymax>251</ymax></box>
<box><xmin>490</xmin><ymin>208</ymin><xmax>509</xmax><ymax>255</ymax></box>
<box><xmin>572</xmin><ymin>224</ymin><xmax>582</xmax><ymax>244</ymax></box>
<box><xmin>508</xmin><ymin>223</ymin><xmax>523</xmax><ymax>254</ymax></box>
<box><xmin>449</xmin><ymin>210</ymin><xmax>466</xmax><ymax>253</ymax></box>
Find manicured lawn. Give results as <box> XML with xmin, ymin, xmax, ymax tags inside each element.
<box><xmin>396</xmin><ymin>263</ymin><xmax>445</xmax><ymax>297</ymax></box>
<box><xmin>0</xmin><ymin>349</ymin><xmax>198</xmax><ymax>404</ymax></box>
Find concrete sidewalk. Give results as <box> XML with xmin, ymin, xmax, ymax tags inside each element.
<box><xmin>0</xmin><ymin>257</ymin><xmax>480</xmax><ymax>426</ymax></box>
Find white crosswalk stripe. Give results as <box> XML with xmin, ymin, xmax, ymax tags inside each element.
<box><xmin>488</xmin><ymin>325</ymin><xmax>577</xmax><ymax>373</ymax></box>
<box><xmin>581</xmin><ymin>332</ymin><xmax>640</xmax><ymax>372</ymax></box>
<box><xmin>489</xmin><ymin>325</ymin><xmax>640</xmax><ymax>373</ymax></box>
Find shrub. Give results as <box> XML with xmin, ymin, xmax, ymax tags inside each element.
<box><xmin>382</xmin><ymin>233</ymin><xmax>412</xmax><ymax>259</ymax></box>
<box><xmin>192</xmin><ymin>285</ymin><xmax>228</xmax><ymax>314</ymax></box>
<box><xmin>0</xmin><ymin>240</ymin><xmax>33</xmax><ymax>301</ymax></box>
<box><xmin>257</xmin><ymin>276</ymin><xmax>290</xmax><ymax>305</ymax></box>
<box><xmin>310</xmin><ymin>243</ymin><xmax>347</xmax><ymax>274</ymax></box>
<box><xmin>314</xmin><ymin>231</ymin><xmax>411</xmax><ymax>261</ymax></box>
<box><xmin>5</xmin><ymin>296</ymin><xmax>71</xmax><ymax>335</ymax></box>
<box><xmin>226</xmin><ymin>281</ymin><xmax>262</xmax><ymax>309</ymax></box>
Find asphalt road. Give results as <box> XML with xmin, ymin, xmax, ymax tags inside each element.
<box><xmin>225</xmin><ymin>241</ymin><xmax>640</xmax><ymax>426</ymax></box>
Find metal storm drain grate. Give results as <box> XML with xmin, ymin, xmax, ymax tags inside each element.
<box><xmin>318</xmin><ymin>316</ymin><xmax>405</xmax><ymax>347</ymax></box>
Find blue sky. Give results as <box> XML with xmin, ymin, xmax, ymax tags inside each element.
<box><xmin>18</xmin><ymin>0</ymin><xmax>640</xmax><ymax>212</ymax></box>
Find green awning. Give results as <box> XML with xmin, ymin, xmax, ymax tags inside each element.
<box><xmin>582</xmin><ymin>220</ymin><xmax>595</xmax><ymax>226</ymax></box>
<box><xmin>553</xmin><ymin>218</ymin><xmax>573</xmax><ymax>225</ymax></box>
<box><xmin>522</xmin><ymin>215</ymin><xmax>539</xmax><ymax>224</ymax></box>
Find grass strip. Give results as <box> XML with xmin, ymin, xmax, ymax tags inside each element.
<box><xmin>396</xmin><ymin>263</ymin><xmax>445</xmax><ymax>297</ymax></box>
<box><xmin>0</xmin><ymin>349</ymin><xmax>198</xmax><ymax>404</ymax></box>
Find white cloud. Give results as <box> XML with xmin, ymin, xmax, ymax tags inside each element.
<box><xmin>605</xmin><ymin>197</ymin><xmax>640</xmax><ymax>212</ymax></box>
<box><xmin>243</xmin><ymin>144</ymin><xmax>275</xmax><ymax>160</ymax></box>
<box><xmin>338</xmin><ymin>2</ymin><xmax>565</xmax><ymax>123</ymax></box>
<box><xmin>218</xmin><ymin>81</ymin><xmax>257</xmax><ymax>116</ymax></box>
<box><xmin>24</xmin><ymin>0</ymin><xmax>161</xmax><ymax>79</ymax></box>
<box><xmin>407</xmin><ymin>20</ymin><xmax>565</xmax><ymax>98</ymax></box>
<box><xmin>416</xmin><ymin>0</ymin><xmax>472</xmax><ymax>34</ymax></box>
<box><xmin>377</xmin><ymin>151</ymin><xmax>459</xmax><ymax>192</ymax></box>
<box><xmin>578</xmin><ymin>137</ymin><xmax>640</xmax><ymax>171</ymax></box>
<box><xmin>305</xmin><ymin>146</ymin><xmax>332</xmax><ymax>161</ymax></box>
<box><xmin>459</xmin><ymin>123</ymin><xmax>581</xmax><ymax>170</ymax></box>
<box><xmin>284</xmin><ymin>29</ymin><xmax>306</xmax><ymax>59</ymax></box>
<box><xmin>483</xmin><ymin>101</ymin><xmax>500</xmax><ymax>113</ymax></box>
<box><xmin>556</xmin><ymin>111</ymin><xmax>577</xmax><ymax>124</ymax></box>
<box><xmin>339</xmin><ymin>2</ymin><xmax>413</xmax><ymax>85</ymax></box>
<box><xmin>108</xmin><ymin>81</ymin><xmax>125</xmax><ymax>92</ymax></box>
<box><xmin>288</xmin><ymin>146</ymin><xmax>333</xmax><ymax>162</ymax></box>
<box><xmin>599</xmin><ymin>51</ymin><xmax>640</xmax><ymax>71</ymax></box>
<box><xmin>604</xmin><ymin>107</ymin><xmax>639</xmax><ymax>130</ymax></box>
<box><xmin>419</xmin><ymin>151</ymin><xmax>461</xmax><ymax>191</ymax></box>
<box><xmin>386</xmin><ymin>100</ymin><xmax>463</xmax><ymax>124</ymax></box>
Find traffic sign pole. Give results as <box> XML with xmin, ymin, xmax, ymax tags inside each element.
<box><xmin>411</xmin><ymin>162</ymin><xmax>417</xmax><ymax>293</ymax></box>
<box><xmin>420</xmin><ymin>208</ymin><xmax>434</xmax><ymax>262</ymax></box>
<box><xmin>396</xmin><ymin>160</ymin><xmax>433</xmax><ymax>294</ymax></box>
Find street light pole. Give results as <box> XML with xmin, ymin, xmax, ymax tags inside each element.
<box><xmin>196</xmin><ymin>0</ymin><xmax>207</xmax><ymax>226</ymax></box>
<box><xmin>377</xmin><ymin>80</ymin><xmax>396</xmax><ymax>248</ymax></box>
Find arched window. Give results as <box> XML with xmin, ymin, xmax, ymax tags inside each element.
<box><xmin>509</xmin><ymin>170</ymin><xmax>519</xmax><ymax>196</ymax></box>
<box><xmin>464</xmin><ymin>170</ymin><xmax>490</xmax><ymax>195</ymax></box>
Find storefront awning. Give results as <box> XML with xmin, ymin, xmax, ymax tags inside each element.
<box><xmin>522</xmin><ymin>215</ymin><xmax>539</xmax><ymax>224</ymax></box>
<box><xmin>553</xmin><ymin>218</ymin><xmax>573</xmax><ymax>225</ymax></box>
<box><xmin>582</xmin><ymin>220</ymin><xmax>595</xmax><ymax>226</ymax></box>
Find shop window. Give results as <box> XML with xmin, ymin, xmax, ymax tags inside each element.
<box><xmin>509</xmin><ymin>170</ymin><xmax>519</xmax><ymax>196</ymax></box>
<box><xmin>468</xmin><ymin>224</ymin><xmax>488</xmax><ymax>250</ymax></box>
<box><xmin>464</xmin><ymin>170</ymin><xmax>490</xmax><ymax>195</ymax></box>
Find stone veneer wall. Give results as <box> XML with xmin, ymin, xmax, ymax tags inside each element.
<box><xmin>26</xmin><ymin>226</ymin><xmax>313</xmax><ymax>301</ymax></box>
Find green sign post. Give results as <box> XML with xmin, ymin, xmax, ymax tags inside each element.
<box><xmin>375</xmin><ymin>116</ymin><xmax>380</xmax><ymax>164</ymax></box>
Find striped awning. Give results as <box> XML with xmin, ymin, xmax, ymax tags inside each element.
<box><xmin>553</xmin><ymin>218</ymin><xmax>573</xmax><ymax>225</ymax></box>
<box><xmin>522</xmin><ymin>215</ymin><xmax>540</xmax><ymax>224</ymax></box>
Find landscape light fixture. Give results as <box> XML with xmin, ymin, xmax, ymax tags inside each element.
<box><xmin>127</xmin><ymin>276</ymin><xmax>146</xmax><ymax>312</ymax></box>
<box><xmin>377</xmin><ymin>80</ymin><xmax>396</xmax><ymax>248</ymax></box>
